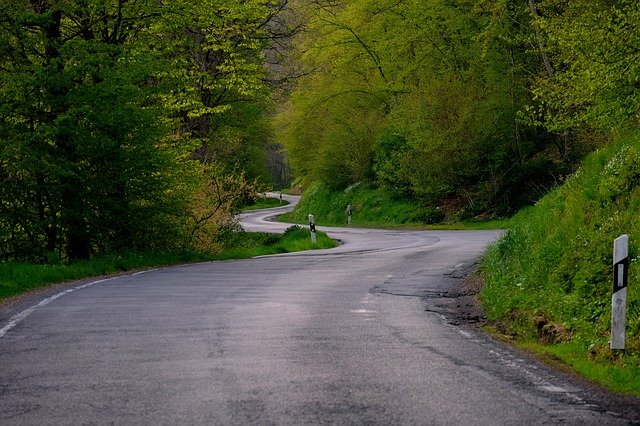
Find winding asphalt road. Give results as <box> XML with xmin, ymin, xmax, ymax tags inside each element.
<box><xmin>0</xmin><ymin>194</ymin><xmax>636</xmax><ymax>424</ymax></box>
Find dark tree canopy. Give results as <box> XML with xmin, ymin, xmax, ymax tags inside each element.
<box><xmin>0</xmin><ymin>0</ymin><xmax>281</xmax><ymax>262</ymax></box>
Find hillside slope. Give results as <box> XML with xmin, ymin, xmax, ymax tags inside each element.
<box><xmin>280</xmin><ymin>183</ymin><xmax>444</xmax><ymax>227</ymax></box>
<box><xmin>482</xmin><ymin>133</ymin><xmax>640</xmax><ymax>394</ymax></box>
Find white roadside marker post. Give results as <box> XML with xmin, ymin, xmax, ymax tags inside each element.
<box><xmin>309</xmin><ymin>214</ymin><xmax>317</xmax><ymax>244</ymax></box>
<box><xmin>347</xmin><ymin>204</ymin><xmax>352</xmax><ymax>227</ymax></box>
<box><xmin>611</xmin><ymin>235</ymin><xmax>629</xmax><ymax>350</ymax></box>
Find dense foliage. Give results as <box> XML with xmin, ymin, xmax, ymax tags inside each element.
<box><xmin>532</xmin><ymin>0</ymin><xmax>640</xmax><ymax>133</ymax></box>
<box><xmin>4</xmin><ymin>0</ymin><xmax>639</xmax><ymax>262</ymax></box>
<box><xmin>279</xmin><ymin>0</ymin><xmax>640</xmax><ymax>218</ymax></box>
<box><xmin>0</xmin><ymin>1</ymin><xmax>285</xmax><ymax>262</ymax></box>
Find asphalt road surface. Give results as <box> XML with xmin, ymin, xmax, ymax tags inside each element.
<box><xmin>0</xmin><ymin>194</ymin><xmax>637</xmax><ymax>424</ymax></box>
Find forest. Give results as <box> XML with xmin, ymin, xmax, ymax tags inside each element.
<box><xmin>279</xmin><ymin>0</ymin><xmax>640</xmax><ymax>217</ymax></box>
<box><xmin>0</xmin><ymin>0</ymin><xmax>292</xmax><ymax>262</ymax></box>
<box><xmin>1</xmin><ymin>0</ymin><xmax>639</xmax><ymax>263</ymax></box>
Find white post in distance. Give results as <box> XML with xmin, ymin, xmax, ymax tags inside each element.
<box><xmin>611</xmin><ymin>234</ymin><xmax>629</xmax><ymax>350</ymax></box>
<box><xmin>346</xmin><ymin>204</ymin><xmax>352</xmax><ymax>227</ymax></box>
<box><xmin>309</xmin><ymin>214</ymin><xmax>317</xmax><ymax>244</ymax></box>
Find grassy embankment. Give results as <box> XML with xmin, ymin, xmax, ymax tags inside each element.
<box><xmin>482</xmin><ymin>133</ymin><xmax>640</xmax><ymax>395</ymax></box>
<box><xmin>280</xmin><ymin>183</ymin><xmax>508</xmax><ymax>230</ymax></box>
<box><xmin>0</xmin><ymin>225</ymin><xmax>335</xmax><ymax>301</ymax></box>
<box><xmin>240</xmin><ymin>195</ymin><xmax>288</xmax><ymax>211</ymax></box>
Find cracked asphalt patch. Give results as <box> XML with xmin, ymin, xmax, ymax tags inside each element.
<box><xmin>371</xmin><ymin>262</ymin><xmax>485</xmax><ymax>325</ymax></box>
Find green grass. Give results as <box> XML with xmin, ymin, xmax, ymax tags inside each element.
<box><xmin>0</xmin><ymin>227</ymin><xmax>336</xmax><ymax>301</ymax></box>
<box><xmin>482</xmin><ymin>131</ymin><xmax>640</xmax><ymax>395</ymax></box>
<box><xmin>542</xmin><ymin>341</ymin><xmax>640</xmax><ymax>395</ymax></box>
<box><xmin>280</xmin><ymin>182</ymin><xmax>508</xmax><ymax>230</ymax></box>
<box><xmin>410</xmin><ymin>218</ymin><xmax>511</xmax><ymax>231</ymax></box>
<box><xmin>484</xmin><ymin>336</ymin><xmax>640</xmax><ymax>396</ymax></box>
<box><xmin>241</xmin><ymin>195</ymin><xmax>289</xmax><ymax>211</ymax></box>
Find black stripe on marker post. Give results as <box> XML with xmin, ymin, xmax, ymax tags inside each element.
<box><xmin>613</xmin><ymin>257</ymin><xmax>629</xmax><ymax>293</ymax></box>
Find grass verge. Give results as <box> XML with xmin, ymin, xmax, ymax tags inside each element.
<box><xmin>482</xmin><ymin>132</ymin><xmax>640</xmax><ymax>396</ymax></box>
<box><xmin>0</xmin><ymin>226</ymin><xmax>336</xmax><ymax>301</ymax></box>
<box><xmin>241</xmin><ymin>195</ymin><xmax>289</xmax><ymax>211</ymax></box>
<box><xmin>483</xmin><ymin>331</ymin><xmax>640</xmax><ymax>396</ymax></box>
<box><xmin>280</xmin><ymin>183</ymin><xmax>509</xmax><ymax>230</ymax></box>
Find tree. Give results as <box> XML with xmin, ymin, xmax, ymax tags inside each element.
<box><xmin>0</xmin><ymin>0</ymin><xmax>279</xmax><ymax>262</ymax></box>
<box><xmin>531</xmin><ymin>1</ymin><xmax>640</xmax><ymax>134</ymax></box>
<box><xmin>277</xmin><ymin>0</ymin><xmax>392</xmax><ymax>189</ymax></box>
<box><xmin>279</xmin><ymin>0</ymin><xmax>559</xmax><ymax>215</ymax></box>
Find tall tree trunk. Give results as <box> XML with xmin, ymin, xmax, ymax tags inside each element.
<box><xmin>528</xmin><ymin>0</ymin><xmax>554</xmax><ymax>78</ymax></box>
<box><xmin>39</xmin><ymin>6</ymin><xmax>92</xmax><ymax>261</ymax></box>
<box><xmin>65</xmin><ymin>217</ymin><xmax>91</xmax><ymax>260</ymax></box>
<box><xmin>36</xmin><ymin>175</ymin><xmax>57</xmax><ymax>255</ymax></box>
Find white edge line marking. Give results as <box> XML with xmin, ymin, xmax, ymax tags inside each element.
<box><xmin>132</xmin><ymin>268</ymin><xmax>158</xmax><ymax>276</ymax></box>
<box><xmin>0</xmin><ymin>277</ymin><xmax>117</xmax><ymax>339</ymax></box>
<box><xmin>454</xmin><ymin>321</ymin><xmax>584</xmax><ymax>401</ymax></box>
<box><xmin>458</xmin><ymin>330</ymin><xmax>473</xmax><ymax>338</ymax></box>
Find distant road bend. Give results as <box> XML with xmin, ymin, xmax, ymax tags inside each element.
<box><xmin>0</xmin><ymin>193</ymin><xmax>636</xmax><ymax>424</ymax></box>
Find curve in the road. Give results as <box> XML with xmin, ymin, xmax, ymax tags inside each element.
<box><xmin>0</xmin><ymin>195</ymin><xmax>637</xmax><ymax>424</ymax></box>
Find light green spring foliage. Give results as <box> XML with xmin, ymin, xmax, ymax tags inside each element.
<box><xmin>278</xmin><ymin>0</ymin><xmax>557</xmax><ymax>215</ymax></box>
<box><xmin>154</xmin><ymin>0</ymin><xmax>271</xmax><ymax>118</ymax></box>
<box><xmin>0</xmin><ymin>0</ymin><xmax>275</xmax><ymax>262</ymax></box>
<box><xmin>279</xmin><ymin>0</ymin><xmax>640</xmax><ymax>217</ymax></box>
<box><xmin>532</xmin><ymin>0</ymin><xmax>640</xmax><ymax>133</ymax></box>
<box><xmin>151</xmin><ymin>0</ymin><xmax>277</xmax><ymax>184</ymax></box>
<box><xmin>277</xmin><ymin>0</ymin><xmax>388</xmax><ymax>189</ymax></box>
<box><xmin>483</xmin><ymin>133</ymin><xmax>640</xmax><ymax>356</ymax></box>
